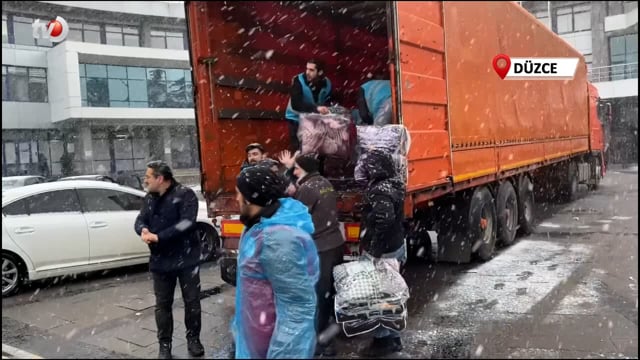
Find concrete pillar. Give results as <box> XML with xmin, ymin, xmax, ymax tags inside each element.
<box><xmin>162</xmin><ymin>126</ymin><xmax>173</xmax><ymax>167</ymax></box>
<box><xmin>141</xmin><ymin>20</ymin><xmax>153</xmax><ymax>48</ymax></box>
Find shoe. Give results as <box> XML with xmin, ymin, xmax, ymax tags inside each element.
<box><xmin>321</xmin><ymin>342</ymin><xmax>337</xmax><ymax>357</ymax></box>
<box><xmin>361</xmin><ymin>336</ymin><xmax>402</xmax><ymax>358</ymax></box>
<box><xmin>187</xmin><ymin>338</ymin><xmax>205</xmax><ymax>357</ymax></box>
<box><xmin>158</xmin><ymin>342</ymin><xmax>172</xmax><ymax>359</ymax></box>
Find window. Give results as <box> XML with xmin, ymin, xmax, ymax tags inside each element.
<box><xmin>554</xmin><ymin>3</ymin><xmax>591</xmax><ymax>34</ymax></box>
<box><xmin>150</xmin><ymin>30</ymin><xmax>185</xmax><ymax>50</ymax></box>
<box><xmin>25</xmin><ymin>190</ymin><xmax>82</xmax><ymax>214</ymax></box>
<box><xmin>2</xmin><ymin>14</ymin><xmax>8</xmax><ymax>43</ymax></box>
<box><xmin>534</xmin><ymin>10</ymin><xmax>550</xmax><ymax>29</ymax></box>
<box><xmin>2</xmin><ymin>66</ymin><xmax>48</xmax><ymax>102</ymax></box>
<box><xmin>78</xmin><ymin>189</ymin><xmax>143</xmax><ymax>212</ymax></box>
<box><xmin>3</xmin><ymin>199</ymin><xmax>27</xmax><ymax>216</ymax></box>
<box><xmin>80</xmin><ymin>64</ymin><xmax>192</xmax><ymax>108</ymax></box>
<box><xmin>10</xmin><ymin>15</ymin><xmax>53</xmax><ymax>47</ymax></box>
<box><xmin>609</xmin><ymin>34</ymin><xmax>638</xmax><ymax>80</ymax></box>
<box><xmin>68</xmin><ymin>22</ymin><xmax>101</xmax><ymax>43</ymax></box>
<box><xmin>105</xmin><ymin>25</ymin><xmax>140</xmax><ymax>47</ymax></box>
<box><xmin>608</xmin><ymin>1</ymin><xmax>637</xmax><ymax>16</ymax></box>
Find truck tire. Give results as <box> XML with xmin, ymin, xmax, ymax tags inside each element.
<box><xmin>560</xmin><ymin>162</ymin><xmax>579</xmax><ymax>202</ymax></box>
<box><xmin>496</xmin><ymin>181</ymin><xmax>518</xmax><ymax>246</ymax></box>
<box><xmin>469</xmin><ymin>187</ymin><xmax>498</xmax><ymax>261</ymax></box>
<box><xmin>517</xmin><ymin>176</ymin><xmax>535</xmax><ymax>235</ymax></box>
<box><xmin>407</xmin><ymin>221</ymin><xmax>434</xmax><ymax>263</ymax></box>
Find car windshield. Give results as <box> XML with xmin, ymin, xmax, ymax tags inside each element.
<box><xmin>2</xmin><ymin>179</ymin><xmax>22</xmax><ymax>189</ymax></box>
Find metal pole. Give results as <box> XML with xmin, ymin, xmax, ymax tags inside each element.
<box><xmin>547</xmin><ymin>1</ymin><xmax>552</xmax><ymax>29</ymax></box>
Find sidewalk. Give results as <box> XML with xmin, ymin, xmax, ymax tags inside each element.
<box><xmin>2</xmin><ymin>261</ymin><xmax>235</xmax><ymax>359</ymax></box>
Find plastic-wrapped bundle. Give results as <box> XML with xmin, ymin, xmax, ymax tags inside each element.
<box><xmin>333</xmin><ymin>258</ymin><xmax>410</xmax><ymax>337</ymax></box>
<box><xmin>297</xmin><ymin>108</ymin><xmax>356</xmax><ymax>160</ymax></box>
<box><xmin>355</xmin><ymin>125</ymin><xmax>411</xmax><ymax>183</ymax></box>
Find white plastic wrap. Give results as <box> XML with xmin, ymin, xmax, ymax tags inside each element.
<box><xmin>297</xmin><ymin>108</ymin><xmax>356</xmax><ymax>159</ymax></box>
<box><xmin>355</xmin><ymin>125</ymin><xmax>411</xmax><ymax>183</ymax></box>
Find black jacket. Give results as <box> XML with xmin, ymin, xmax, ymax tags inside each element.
<box><xmin>295</xmin><ymin>172</ymin><xmax>345</xmax><ymax>252</ymax></box>
<box><xmin>359</xmin><ymin>151</ymin><xmax>406</xmax><ymax>258</ymax></box>
<box><xmin>290</xmin><ymin>76</ymin><xmax>333</xmax><ymax>113</ymax></box>
<box><xmin>134</xmin><ymin>181</ymin><xmax>200</xmax><ymax>273</ymax></box>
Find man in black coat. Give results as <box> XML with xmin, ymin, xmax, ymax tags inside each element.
<box><xmin>290</xmin><ymin>153</ymin><xmax>345</xmax><ymax>356</ymax></box>
<box><xmin>135</xmin><ymin>161</ymin><xmax>204</xmax><ymax>359</ymax></box>
<box><xmin>358</xmin><ymin>150</ymin><xmax>407</xmax><ymax>357</ymax></box>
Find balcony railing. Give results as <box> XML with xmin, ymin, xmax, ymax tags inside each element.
<box><xmin>588</xmin><ymin>62</ymin><xmax>638</xmax><ymax>82</ymax></box>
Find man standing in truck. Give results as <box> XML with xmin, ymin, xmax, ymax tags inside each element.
<box><xmin>357</xmin><ymin>74</ymin><xmax>392</xmax><ymax>126</ymax></box>
<box><xmin>285</xmin><ymin>59</ymin><xmax>334</xmax><ymax>151</ymax></box>
<box><xmin>289</xmin><ymin>152</ymin><xmax>345</xmax><ymax>356</ymax></box>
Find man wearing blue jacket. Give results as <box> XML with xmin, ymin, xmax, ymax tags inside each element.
<box><xmin>135</xmin><ymin>161</ymin><xmax>204</xmax><ymax>359</ymax></box>
<box><xmin>285</xmin><ymin>59</ymin><xmax>333</xmax><ymax>151</ymax></box>
<box><xmin>232</xmin><ymin>166</ymin><xmax>320</xmax><ymax>359</ymax></box>
<box><xmin>357</xmin><ymin>75</ymin><xmax>392</xmax><ymax>126</ymax></box>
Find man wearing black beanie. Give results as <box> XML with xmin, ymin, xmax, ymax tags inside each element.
<box><xmin>291</xmin><ymin>152</ymin><xmax>345</xmax><ymax>356</ymax></box>
<box><xmin>232</xmin><ymin>166</ymin><xmax>320</xmax><ymax>359</ymax></box>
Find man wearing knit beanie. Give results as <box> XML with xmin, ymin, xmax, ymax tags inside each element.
<box><xmin>232</xmin><ymin>166</ymin><xmax>320</xmax><ymax>359</ymax></box>
<box><xmin>291</xmin><ymin>152</ymin><xmax>345</xmax><ymax>356</ymax></box>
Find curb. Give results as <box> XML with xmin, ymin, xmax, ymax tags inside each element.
<box><xmin>2</xmin><ymin>344</ymin><xmax>43</xmax><ymax>359</ymax></box>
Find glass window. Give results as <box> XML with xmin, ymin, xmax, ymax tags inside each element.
<box><xmin>106</xmin><ymin>31</ymin><xmax>123</xmax><ymax>46</ymax></box>
<box><xmin>28</xmin><ymin>68</ymin><xmax>47</xmax><ymax>102</ymax></box>
<box><xmin>26</xmin><ymin>190</ymin><xmax>81</xmax><ymax>214</ymax></box>
<box><xmin>83</xmin><ymin>24</ymin><xmax>101</xmax><ymax>44</ymax></box>
<box><xmin>3</xmin><ymin>66</ymin><xmax>47</xmax><ymax>102</ymax></box>
<box><xmin>78</xmin><ymin>189</ymin><xmax>143</xmax><ymax>212</ymax></box>
<box><xmin>79</xmin><ymin>64</ymin><xmax>86</xmax><ymax>77</ymax></box>
<box><xmin>68</xmin><ymin>23</ymin><xmax>83</xmax><ymax>42</ymax></box>
<box><xmin>150</xmin><ymin>30</ymin><xmax>166</xmax><ymax>49</ymax></box>
<box><xmin>12</xmin><ymin>16</ymin><xmax>36</xmax><ymax>46</ymax></box>
<box><xmin>2</xmin><ymin>14</ymin><xmax>8</xmax><ymax>44</ymax></box>
<box><xmin>166</xmin><ymin>32</ymin><xmax>184</xmax><ymax>50</ymax></box>
<box><xmin>124</xmin><ymin>33</ymin><xmax>140</xmax><ymax>47</ymax></box>
<box><xmin>5</xmin><ymin>142</ymin><xmax>16</xmax><ymax>164</ymax></box>
<box><xmin>86</xmin><ymin>64</ymin><xmax>107</xmax><ymax>78</ymax></box>
<box><xmin>86</xmin><ymin>78</ymin><xmax>109</xmax><ymax>106</ymax></box>
<box><xmin>108</xmin><ymin>79</ymin><xmax>129</xmax><ymax>105</ymax></box>
<box><xmin>114</xmin><ymin>137</ymin><xmax>133</xmax><ymax>158</ymax></box>
<box><xmin>127</xmin><ymin>67</ymin><xmax>147</xmax><ymax>80</ymax></box>
<box><xmin>6</xmin><ymin>66</ymin><xmax>29</xmax><ymax>101</ymax></box>
<box><xmin>3</xmin><ymin>199</ymin><xmax>28</xmax><ymax>216</ymax></box>
<box><xmin>19</xmin><ymin>142</ymin><xmax>30</xmax><ymax>164</ymax></box>
<box><xmin>128</xmin><ymin>79</ymin><xmax>148</xmax><ymax>102</ymax></box>
<box><xmin>555</xmin><ymin>3</ymin><xmax>591</xmax><ymax>34</ymax></box>
<box><xmin>107</xmin><ymin>66</ymin><xmax>127</xmax><ymax>79</ymax></box>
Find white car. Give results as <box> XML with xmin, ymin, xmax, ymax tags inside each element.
<box><xmin>2</xmin><ymin>180</ymin><xmax>219</xmax><ymax>297</ymax></box>
<box><xmin>2</xmin><ymin>176</ymin><xmax>47</xmax><ymax>193</ymax></box>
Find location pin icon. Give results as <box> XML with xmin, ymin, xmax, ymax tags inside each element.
<box><xmin>492</xmin><ymin>54</ymin><xmax>511</xmax><ymax>79</ymax></box>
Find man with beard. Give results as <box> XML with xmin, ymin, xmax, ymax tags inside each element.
<box><xmin>232</xmin><ymin>166</ymin><xmax>320</xmax><ymax>359</ymax></box>
<box><xmin>134</xmin><ymin>161</ymin><xmax>204</xmax><ymax>359</ymax></box>
<box><xmin>284</xmin><ymin>59</ymin><xmax>333</xmax><ymax>152</ymax></box>
<box><xmin>241</xmin><ymin>143</ymin><xmax>267</xmax><ymax>170</ymax></box>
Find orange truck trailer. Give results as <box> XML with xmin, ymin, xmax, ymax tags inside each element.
<box><xmin>184</xmin><ymin>1</ymin><xmax>609</xmax><ymax>279</ymax></box>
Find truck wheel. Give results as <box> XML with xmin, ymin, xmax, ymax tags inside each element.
<box><xmin>496</xmin><ymin>181</ymin><xmax>518</xmax><ymax>247</ymax></box>
<box><xmin>517</xmin><ymin>176</ymin><xmax>535</xmax><ymax>235</ymax></box>
<box><xmin>561</xmin><ymin>162</ymin><xmax>579</xmax><ymax>202</ymax></box>
<box><xmin>470</xmin><ymin>187</ymin><xmax>498</xmax><ymax>261</ymax></box>
<box><xmin>407</xmin><ymin>222</ymin><xmax>434</xmax><ymax>263</ymax></box>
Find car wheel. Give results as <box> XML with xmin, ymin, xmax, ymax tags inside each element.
<box><xmin>2</xmin><ymin>253</ymin><xmax>24</xmax><ymax>297</ymax></box>
<box><xmin>196</xmin><ymin>223</ymin><xmax>220</xmax><ymax>263</ymax></box>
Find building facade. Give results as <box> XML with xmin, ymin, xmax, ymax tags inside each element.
<box><xmin>2</xmin><ymin>1</ymin><xmax>200</xmax><ymax>181</ymax></box>
<box><xmin>521</xmin><ymin>1</ymin><xmax>638</xmax><ymax>164</ymax></box>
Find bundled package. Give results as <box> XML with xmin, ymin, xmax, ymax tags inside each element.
<box><xmin>354</xmin><ymin>125</ymin><xmax>411</xmax><ymax>183</ymax></box>
<box><xmin>333</xmin><ymin>258</ymin><xmax>410</xmax><ymax>337</ymax></box>
<box><xmin>297</xmin><ymin>107</ymin><xmax>357</xmax><ymax>160</ymax></box>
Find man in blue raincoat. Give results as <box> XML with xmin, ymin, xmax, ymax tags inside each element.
<box><xmin>232</xmin><ymin>166</ymin><xmax>320</xmax><ymax>359</ymax></box>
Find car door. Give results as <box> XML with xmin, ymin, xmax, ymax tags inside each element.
<box><xmin>2</xmin><ymin>189</ymin><xmax>90</xmax><ymax>272</ymax></box>
<box><xmin>76</xmin><ymin>187</ymin><xmax>149</xmax><ymax>264</ymax></box>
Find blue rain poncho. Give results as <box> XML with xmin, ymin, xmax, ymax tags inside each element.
<box><xmin>232</xmin><ymin>197</ymin><xmax>320</xmax><ymax>359</ymax></box>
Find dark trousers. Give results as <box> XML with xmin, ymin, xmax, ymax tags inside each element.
<box><xmin>316</xmin><ymin>245</ymin><xmax>345</xmax><ymax>339</ymax></box>
<box><xmin>153</xmin><ymin>265</ymin><xmax>202</xmax><ymax>344</ymax></box>
<box><xmin>287</xmin><ymin>120</ymin><xmax>300</xmax><ymax>152</ymax></box>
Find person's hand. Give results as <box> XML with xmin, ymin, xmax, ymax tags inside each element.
<box><xmin>317</xmin><ymin>106</ymin><xmax>330</xmax><ymax>115</ymax></box>
<box><xmin>278</xmin><ymin>150</ymin><xmax>299</xmax><ymax>169</ymax></box>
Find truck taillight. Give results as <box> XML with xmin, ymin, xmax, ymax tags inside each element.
<box><xmin>221</xmin><ymin>219</ymin><xmax>244</xmax><ymax>238</ymax></box>
<box><xmin>343</xmin><ymin>223</ymin><xmax>360</xmax><ymax>243</ymax></box>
